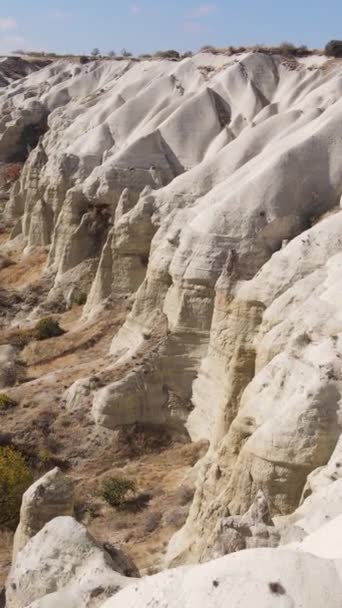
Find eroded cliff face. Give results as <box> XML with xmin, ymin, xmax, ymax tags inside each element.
<box><xmin>1</xmin><ymin>51</ymin><xmax>342</xmax><ymax>575</ymax></box>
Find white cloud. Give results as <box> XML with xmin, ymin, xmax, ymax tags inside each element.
<box><xmin>48</xmin><ymin>9</ymin><xmax>71</xmax><ymax>19</ymax></box>
<box><xmin>0</xmin><ymin>17</ymin><xmax>17</xmax><ymax>31</ymax></box>
<box><xmin>190</xmin><ymin>4</ymin><xmax>217</xmax><ymax>18</ymax></box>
<box><xmin>130</xmin><ymin>4</ymin><xmax>142</xmax><ymax>14</ymax></box>
<box><xmin>183</xmin><ymin>5</ymin><xmax>216</xmax><ymax>35</ymax></box>
<box><xmin>182</xmin><ymin>21</ymin><xmax>212</xmax><ymax>35</ymax></box>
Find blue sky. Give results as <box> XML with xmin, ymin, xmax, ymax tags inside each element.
<box><xmin>0</xmin><ymin>0</ymin><xmax>342</xmax><ymax>55</ymax></box>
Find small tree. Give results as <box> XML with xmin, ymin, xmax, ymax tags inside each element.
<box><xmin>278</xmin><ymin>41</ymin><xmax>296</xmax><ymax>55</ymax></box>
<box><xmin>0</xmin><ymin>447</ymin><xmax>33</xmax><ymax>529</ymax></box>
<box><xmin>200</xmin><ymin>45</ymin><xmax>216</xmax><ymax>52</ymax></box>
<box><xmin>296</xmin><ymin>45</ymin><xmax>309</xmax><ymax>56</ymax></box>
<box><xmin>121</xmin><ymin>48</ymin><xmax>132</xmax><ymax>57</ymax></box>
<box><xmin>325</xmin><ymin>40</ymin><xmax>342</xmax><ymax>58</ymax></box>
<box><xmin>108</xmin><ymin>50</ymin><xmax>116</xmax><ymax>58</ymax></box>
<box><xmin>91</xmin><ymin>47</ymin><xmax>100</xmax><ymax>58</ymax></box>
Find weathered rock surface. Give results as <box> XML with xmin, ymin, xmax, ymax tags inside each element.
<box><xmin>0</xmin><ymin>56</ymin><xmax>49</xmax><ymax>88</ymax></box>
<box><xmin>16</xmin><ymin>508</ymin><xmax>342</xmax><ymax>608</ymax></box>
<box><xmin>6</xmin><ymin>517</ymin><xmax>133</xmax><ymax>608</ymax></box>
<box><xmin>0</xmin><ymin>344</ymin><xmax>18</xmax><ymax>387</ymax></box>
<box><xmin>102</xmin><ymin>547</ymin><xmax>342</xmax><ymax>608</ymax></box>
<box><xmin>208</xmin><ymin>490</ymin><xmax>280</xmax><ymax>560</ymax></box>
<box><xmin>12</xmin><ymin>467</ymin><xmax>74</xmax><ymax>559</ymax></box>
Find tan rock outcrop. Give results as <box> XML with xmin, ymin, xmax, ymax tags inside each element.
<box><xmin>12</xmin><ymin>468</ymin><xmax>74</xmax><ymax>559</ymax></box>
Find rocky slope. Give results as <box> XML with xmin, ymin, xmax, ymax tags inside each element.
<box><xmin>1</xmin><ymin>50</ymin><xmax>342</xmax><ymax>606</ymax></box>
<box><xmin>0</xmin><ymin>57</ymin><xmax>50</xmax><ymax>88</ymax></box>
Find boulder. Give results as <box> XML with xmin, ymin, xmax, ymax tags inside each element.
<box><xmin>6</xmin><ymin>516</ymin><xmax>133</xmax><ymax>608</ymax></box>
<box><xmin>12</xmin><ymin>468</ymin><xmax>74</xmax><ymax>559</ymax></box>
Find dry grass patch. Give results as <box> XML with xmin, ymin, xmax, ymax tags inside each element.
<box><xmin>0</xmin><ymin>163</ymin><xmax>23</xmax><ymax>191</ymax></box>
<box><xmin>0</xmin><ymin>530</ymin><xmax>13</xmax><ymax>586</ymax></box>
<box><xmin>0</xmin><ymin>249</ymin><xmax>47</xmax><ymax>289</ymax></box>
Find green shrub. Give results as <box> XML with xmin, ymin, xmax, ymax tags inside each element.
<box><xmin>200</xmin><ymin>45</ymin><xmax>216</xmax><ymax>52</ymax></box>
<box><xmin>102</xmin><ymin>477</ymin><xmax>136</xmax><ymax>508</ymax></box>
<box><xmin>295</xmin><ymin>45</ymin><xmax>309</xmax><ymax>57</ymax></box>
<box><xmin>0</xmin><ymin>447</ymin><xmax>33</xmax><ymax>529</ymax></box>
<box><xmin>155</xmin><ymin>50</ymin><xmax>180</xmax><ymax>60</ymax></box>
<box><xmin>0</xmin><ymin>394</ymin><xmax>17</xmax><ymax>410</ymax></box>
<box><xmin>34</xmin><ymin>317</ymin><xmax>65</xmax><ymax>341</ymax></box>
<box><xmin>278</xmin><ymin>41</ymin><xmax>296</xmax><ymax>55</ymax></box>
<box><xmin>72</xmin><ymin>292</ymin><xmax>87</xmax><ymax>306</ymax></box>
<box><xmin>244</xmin><ymin>43</ymin><xmax>311</xmax><ymax>58</ymax></box>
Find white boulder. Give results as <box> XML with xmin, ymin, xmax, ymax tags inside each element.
<box><xmin>12</xmin><ymin>467</ymin><xmax>74</xmax><ymax>559</ymax></box>
<box><xmin>6</xmin><ymin>517</ymin><xmax>133</xmax><ymax>608</ymax></box>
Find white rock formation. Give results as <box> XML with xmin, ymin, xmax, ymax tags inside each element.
<box><xmin>25</xmin><ymin>590</ymin><xmax>82</xmax><ymax>608</ymax></box>
<box><xmin>2</xmin><ymin>50</ymin><xmax>342</xmax><ymax>603</ymax></box>
<box><xmin>168</xmin><ymin>214</ymin><xmax>342</xmax><ymax>563</ymax></box>
<box><xmin>17</xmin><ymin>505</ymin><xmax>342</xmax><ymax>608</ymax></box>
<box><xmin>12</xmin><ymin>467</ymin><xmax>74</xmax><ymax>559</ymax></box>
<box><xmin>292</xmin><ymin>514</ymin><xmax>342</xmax><ymax>559</ymax></box>
<box><xmin>208</xmin><ymin>490</ymin><xmax>280</xmax><ymax>560</ymax></box>
<box><xmin>6</xmin><ymin>517</ymin><xmax>133</xmax><ymax>608</ymax></box>
<box><xmin>102</xmin><ymin>547</ymin><xmax>342</xmax><ymax>608</ymax></box>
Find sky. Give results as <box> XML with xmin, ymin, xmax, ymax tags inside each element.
<box><xmin>0</xmin><ymin>0</ymin><xmax>342</xmax><ymax>56</ymax></box>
